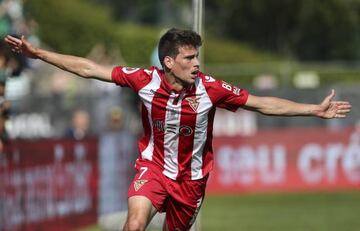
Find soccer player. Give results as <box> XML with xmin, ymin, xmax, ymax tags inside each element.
<box><xmin>4</xmin><ymin>28</ymin><xmax>352</xmax><ymax>231</ymax></box>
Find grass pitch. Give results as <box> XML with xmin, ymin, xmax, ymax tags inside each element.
<box><xmin>79</xmin><ymin>191</ymin><xmax>360</xmax><ymax>231</ymax></box>
<box><xmin>201</xmin><ymin>191</ymin><xmax>360</xmax><ymax>231</ymax></box>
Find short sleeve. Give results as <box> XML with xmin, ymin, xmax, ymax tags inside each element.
<box><xmin>205</xmin><ymin>77</ymin><xmax>249</xmax><ymax>111</ymax></box>
<box><xmin>111</xmin><ymin>66</ymin><xmax>152</xmax><ymax>92</ymax></box>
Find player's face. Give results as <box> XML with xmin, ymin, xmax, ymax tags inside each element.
<box><xmin>168</xmin><ymin>45</ymin><xmax>200</xmax><ymax>86</ymax></box>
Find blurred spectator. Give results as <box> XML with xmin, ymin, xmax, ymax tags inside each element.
<box><xmin>150</xmin><ymin>29</ymin><xmax>167</xmax><ymax>69</ymax></box>
<box><xmin>64</xmin><ymin>109</ymin><xmax>90</xmax><ymax>140</ymax></box>
<box><xmin>0</xmin><ymin>0</ymin><xmax>36</xmax><ymax>144</ymax></box>
<box><xmin>253</xmin><ymin>74</ymin><xmax>278</xmax><ymax>90</ymax></box>
<box><xmin>0</xmin><ymin>0</ymin><xmax>28</xmax><ymax>36</ymax></box>
<box><xmin>107</xmin><ymin>106</ymin><xmax>123</xmax><ymax>131</ymax></box>
<box><xmin>0</xmin><ymin>43</ymin><xmax>9</xmax><ymax>92</ymax></box>
<box><xmin>0</xmin><ymin>42</ymin><xmax>11</xmax><ymax>144</ymax></box>
<box><xmin>99</xmin><ymin>105</ymin><xmax>138</xmax><ymax>214</ymax></box>
<box><xmin>0</xmin><ymin>0</ymin><xmax>12</xmax><ymax>37</ymax></box>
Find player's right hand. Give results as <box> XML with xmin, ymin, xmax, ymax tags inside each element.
<box><xmin>4</xmin><ymin>35</ymin><xmax>38</xmax><ymax>59</ymax></box>
<box><xmin>317</xmin><ymin>89</ymin><xmax>352</xmax><ymax>119</ymax></box>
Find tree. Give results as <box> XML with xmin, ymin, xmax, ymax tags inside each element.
<box><xmin>205</xmin><ymin>0</ymin><xmax>360</xmax><ymax>61</ymax></box>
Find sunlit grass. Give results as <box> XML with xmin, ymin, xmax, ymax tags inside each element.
<box><xmin>76</xmin><ymin>191</ymin><xmax>360</xmax><ymax>231</ymax></box>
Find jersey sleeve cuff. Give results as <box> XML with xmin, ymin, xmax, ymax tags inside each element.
<box><xmin>111</xmin><ymin>66</ymin><xmax>123</xmax><ymax>85</ymax></box>
<box><xmin>240</xmin><ymin>89</ymin><xmax>249</xmax><ymax>105</ymax></box>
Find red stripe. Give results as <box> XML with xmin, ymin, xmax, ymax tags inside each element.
<box><xmin>177</xmin><ymin>87</ymin><xmax>198</xmax><ymax>180</ymax></box>
<box><xmin>138</xmin><ymin>103</ymin><xmax>151</xmax><ymax>158</ymax></box>
<box><xmin>202</xmin><ymin>107</ymin><xmax>216</xmax><ymax>177</ymax></box>
<box><xmin>150</xmin><ymin>87</ymin><xmax>169</xmax><ymax>168</ymax></box>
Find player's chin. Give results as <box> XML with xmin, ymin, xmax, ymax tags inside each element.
<box><xmin>186</xmin><ymin>78</ymin><xmax>196</xmax><ymax>84</ymax></box>
<box><xmin>189</xmin><ymin>74</ymin><xmax>198</xmax><ymax>81</ymax></box>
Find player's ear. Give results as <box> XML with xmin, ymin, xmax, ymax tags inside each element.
<box><xmin>164</xmin><ymin>56</ymin><xmax>173</xmax><ymax>70</ymax></box>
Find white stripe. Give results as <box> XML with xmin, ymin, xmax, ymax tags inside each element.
<box><xmin>162</xmin><ymin>93</ymin><xmax>182</xmax><ymax>179</ymax></box>
<box><xmin>138</xmin><ymin>70</ymin><xmax>162</xmax><ymax>160</ymax></box>
<box><xmin>191</xmin><ymin>79</ymin><xmax>213</xmax><ymax>180</ymax></box>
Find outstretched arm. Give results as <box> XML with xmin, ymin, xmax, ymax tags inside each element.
<box><xmin>244</xmin><ymin>89</ymin><xmax>351</xmax><ymax>119</ymax></box>
<box><xmin>4</xmin><ymin>35</ymin><xmax>113</xmax><ymax>82</ymax></box>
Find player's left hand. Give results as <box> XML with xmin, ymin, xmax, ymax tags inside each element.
<box><xmin>317</xmin><ymin>89</ymin><xmax>352</xmax><ymax>119</ymax></box>
<box><xmin>4</xmin><ymin>35</ymin><xmax>38</xmax><ymax>59</ymax></box>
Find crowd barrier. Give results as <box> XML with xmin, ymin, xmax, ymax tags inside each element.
<box><xmin>0</xmin><ymin>139</ymin><xmax>98</xmax><ymax>231</ymax></box>
<box><xmin>208</xmin><ymin>127</ymin><xmax>360</xmax><ymax>194</ymax></box>
<box><xmin>1</xmin><ymin>127</ymin><xmax>359</xmax><ymax>230</ymax></box>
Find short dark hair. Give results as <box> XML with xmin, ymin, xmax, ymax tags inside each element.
<box><xmin>158</xmin><ymin>28</ymin><xmax>202</xmax><ymax>68</ymax></box>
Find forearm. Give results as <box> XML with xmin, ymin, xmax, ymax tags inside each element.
<box><xmin>245</xmin><ymin>96</ymin><xmax>322</xmax><ymax>117</ymax></box>
<box><xmin>34</xmin><ymin>48</ymin><xmax>98</xmax><ymax>78</ymax></box>
<box><xmin>4</xmin><ymin>35</ymin><xmax>113</xmax><ymax>81</ymax></box>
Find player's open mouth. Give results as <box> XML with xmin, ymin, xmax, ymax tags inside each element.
<box><xmin>191</xmin><ymin>70</ymin><xmax>199</xmax><ymax>76</ymax></box>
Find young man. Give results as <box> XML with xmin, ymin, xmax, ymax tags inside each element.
<box><xmin>4</xmin><ymin>28</ymin><xmax>351</xmax><ymax>231</ymax></box>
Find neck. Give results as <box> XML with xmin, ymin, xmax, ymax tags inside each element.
<box><xmin>164</xmin><ymin>72</ymin><xmax>188</xmax><ymax>92</ymax></box>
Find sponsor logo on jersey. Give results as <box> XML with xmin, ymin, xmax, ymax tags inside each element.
<box><xmin>134</xmin><ymin>179</ymin><xmax>148</xmax><ymax>191</ymax></box>
<box><xmin>178</xmin><ymin>125</ymin><xmax>193</xmax><ymax>136</ymax></box>
<box><xmin>153</xmin><ymin>120</ymin><xmax>193</xmax><ymax>136</ymax></box>
<box><xmin>153</xmin><ymin>120</ymin><xmax>165</xmax><ymax>131</ymax></box>
<box><xmin>186</xmin><ymin>96</ymin><xmax>200</xmax><ymax>112</ymax></box>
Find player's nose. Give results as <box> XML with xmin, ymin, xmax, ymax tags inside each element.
<box><xmin>193</xmin><ymin>57</ymin><xmax>200</xmax><ymax>67</ymax></box>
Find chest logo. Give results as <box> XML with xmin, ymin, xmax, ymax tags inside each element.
<box><xmin>186</xmin><ymin>97</ymin><xmax>200</xmax><ymax>112</ymax></box>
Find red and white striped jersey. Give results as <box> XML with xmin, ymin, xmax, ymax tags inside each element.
<box><xmin>112</xmin><ymin>66</ymin><xmax>249</xmax><ymax>180</ymax></box>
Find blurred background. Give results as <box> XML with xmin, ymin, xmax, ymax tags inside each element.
<box><xmin>0</xmin><ymin>0</ymin><xmax>359</xmax><ymax>230</ymax></box>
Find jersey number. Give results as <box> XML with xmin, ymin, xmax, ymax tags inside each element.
<box><xmin>138</xmin><ymin>167</ymin><xmax>148</xmax><ymax>179</ymax></box>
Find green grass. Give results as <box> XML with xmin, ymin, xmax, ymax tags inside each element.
<box><xmin>202</xmin><ymin>191</ymin><xmax>360</xmax><ymax>231</ymax></box>
<box><xmin>77</xmin><ymin>191</ymin><xmax>360</xmax><ymax>231</ymax></box>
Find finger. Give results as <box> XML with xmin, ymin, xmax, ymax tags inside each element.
<box><xmin>333</xmin><ymin>101</ymin><xmax>351</xmax><ymax>105</ymax></box>
<box><xmin>336</xmin><ymin>104</ymin><xmax>352</xmax><ymax>108</ymax></box>
<box><xmin>337</xmin><ymin>109</ymin><xmax>351</xmax><ymax>114</ymax></box>
<box><xmin>5</xmin><ymin>38</ymin><xmax>21</xmax><ymax>47</ymax></box>
<box><xmin>5</xmin><ymin>35</ymin><xmax>22</xmax><ymax>44</ymax></box>
<box><xmin>334</xmin><ymin>114</ymin><xmax>346</xmax><ymax>118</ymax></box>
<box><xmin>323</xmin><ymin>89</ymin><xmax>335</xmax><ymax>103</ymax></box>
<box><xmin>4</xmin><ymin>37</ymin><xmax>19</xmax><ymax>46</ymax></box>
<box><xmin>332</xmin><ymin>101</ymin><xmax>351</xmax><ymax>108</ymax></box>
<box><xmin>21</xmin><ymin>35</ymin><xmax>27</xmax><ymax>44</ymax></box>
<box><xmin>338</xmin><ymin>105</ymin><xmax>352</xmax><ymax>111</ymax></box>
<box><xmin>336</xmin><ymin>105</ymin><xmax>351</xmax><ymax>110</ymax></box>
